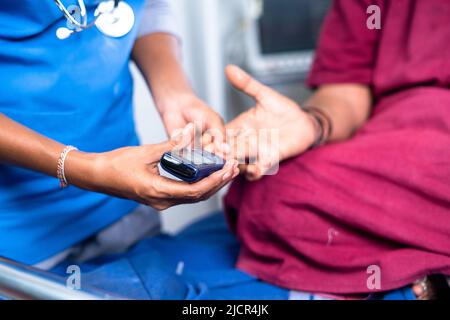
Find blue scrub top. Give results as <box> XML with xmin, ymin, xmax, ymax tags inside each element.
<box><xmin>0</xmin><ymin>0</ymin><xmax>145</xmax><ymax>264</ymax></box>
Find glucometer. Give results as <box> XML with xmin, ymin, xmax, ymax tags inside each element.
<box><xmin>160</xmin><ymin>149</ymin><xmax>225</xmax><ymax>183</ymax></box>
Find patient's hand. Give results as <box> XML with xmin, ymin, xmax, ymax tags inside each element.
<box><xmin>220</xmin><ymin>65</ymin><xmax>318</xmax><ymax>180</ymax></box>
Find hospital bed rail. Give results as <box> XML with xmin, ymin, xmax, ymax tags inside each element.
<box><xmin>0</xmin><ymin>256</ymin><xmax>124</xmax><ymax>300</ymax></box>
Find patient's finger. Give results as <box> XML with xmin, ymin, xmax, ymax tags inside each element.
<box><xmin>245</xmin><ymin>164</ymin><xmax>261</xmax><ymax>181</ymax></box>
<box><xmin>227</xmin><ymin>128</ymin><xmax>259</xmax><ymax>163</ymax></box>
<box><xmin>245</xmin><ymin>161</ymin><xmax>275</xmax><ymax>181</ymax></box>
<box><xmin>202</xmin><ymin>125</ymin><xmax>228</xmax><ymax>156</ymax></box>
<box><xmin>225</xmin><ymin>65</ymin><xmax>274</xmax><ymax>102</ymax></box>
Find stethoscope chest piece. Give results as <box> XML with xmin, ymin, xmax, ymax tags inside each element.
<box><xmin>94</xmin><ymin>0</ymin><xmax>134</xmax><ymax>38</ymax></box>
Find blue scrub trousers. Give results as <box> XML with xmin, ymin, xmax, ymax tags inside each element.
<box><xmin>49</xmin><ymin>213</ymin><xmax>415</xmax><ymax>300</ymax></box>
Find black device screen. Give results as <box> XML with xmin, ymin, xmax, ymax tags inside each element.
<box><xmin>258</xmin><ymin>0</ymin><xmax>331</xmax><ymax>54</ymax></box>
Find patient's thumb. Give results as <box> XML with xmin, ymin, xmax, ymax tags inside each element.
<box><xmin>225</xmin><ymin>65</ymin><xmax>269</xmax><ymax>101</ymax></box>
<box><xmin>225</xmin><ymin>65</ymin><xmax>252</xmax><ymax>92</ymax></box>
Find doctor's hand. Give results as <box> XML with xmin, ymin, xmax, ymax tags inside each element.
<box><xmin>132</xmin><ymin>33</ymin><xmax>226</xmax><ymax>148</ymax></box>
<box><xmin>159</xmin><ymin>93</ymin><xmax>226</xmax><ymax>147</ymax></box>
<box><xmin>65</xmin><ymin>138</ymin><xmax>239</xmax><ymax>211</ymax></box>
<box><xmin>219</xmin><ymin>65</ymin><xmax>318</xmax><ymax>181</ymax></box>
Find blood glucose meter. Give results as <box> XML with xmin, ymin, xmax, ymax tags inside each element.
<box><xmin>160</xmin><ymin>149</ymin><xmax>225</xmax><ymax>183</ymax></box>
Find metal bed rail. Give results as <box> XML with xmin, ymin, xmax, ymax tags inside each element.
<box><xmin>0</xmin><ymin>256</ymin><xmax>124</xmax><ymax>300</ymax></box>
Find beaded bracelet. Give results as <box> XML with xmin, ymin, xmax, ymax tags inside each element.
<box><xmin>303</xmin><ymin>107</ymin><xmax>333</xmax><ymax>148</ymax></box>
<box><xmin>57</xmin><ymin>145</ymin><xmax>78</xmax><ymax>188</ymax></box>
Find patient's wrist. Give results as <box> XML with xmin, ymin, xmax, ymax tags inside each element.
<box><xmin>303</xmin><ymin>107</ymin><xmax>333</xmax><ymax>148</ymax></box>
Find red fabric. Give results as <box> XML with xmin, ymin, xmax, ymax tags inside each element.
<box><xmin>224</xmin><ymin>0</ymin><xmax>450</xmax><ymax>294</ymax></box>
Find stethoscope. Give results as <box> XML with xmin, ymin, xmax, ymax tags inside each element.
<box><xmin>54</xmin><ymin>0</ymin><xmax>135</xmax><ymax>39</ymax></box>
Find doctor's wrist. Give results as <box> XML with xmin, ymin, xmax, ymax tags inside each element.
<box><xmin>155</xmin><ymin>90</ymin><xmax>197</xmax><ymax>114</ymax></box>
<box><xmin>63</xmin><ymin>150</ymin><xmax>103</xmax><ymax>191</ymax></box>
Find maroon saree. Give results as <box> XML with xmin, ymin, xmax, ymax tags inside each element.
<box><xmin>224</xmin><ymin>0</ymin><xmax>450</xmax><ymax>294</ymax></box>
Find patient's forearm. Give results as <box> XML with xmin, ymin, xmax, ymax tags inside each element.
<box><xmin>303</xmin><ymin>84</ymin><xmax>372</xmax><ymax>142</ymax></box>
